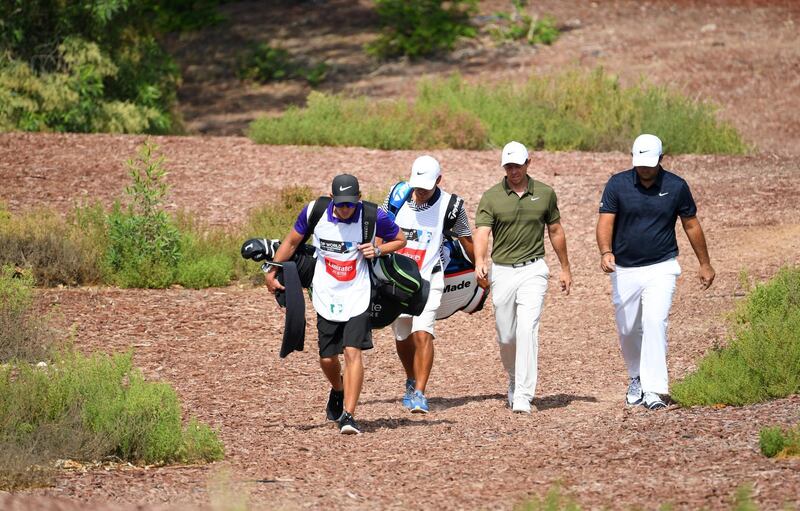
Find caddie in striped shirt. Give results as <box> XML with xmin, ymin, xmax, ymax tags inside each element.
<box><xmin>380</xmin><ymin>155</ymin><xmax>484</xmax><ymax>414</ymax></box>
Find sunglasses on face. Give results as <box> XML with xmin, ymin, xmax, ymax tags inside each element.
<box><xmin>337</xmin><ymin>202</ymin><xmax>356</xmax><ymax>209</ymax></box>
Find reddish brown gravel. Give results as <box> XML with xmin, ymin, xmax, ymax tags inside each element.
<box><xmin>1</xmin><ymin>132</ymin><xmax>800</xmax><ymax>510</ymax></box>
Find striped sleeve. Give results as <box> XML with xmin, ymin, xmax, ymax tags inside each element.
<box><xmin>450</xmin><ymin>202</ymin><xmax>472</xmax><ymax>237</ymax></box>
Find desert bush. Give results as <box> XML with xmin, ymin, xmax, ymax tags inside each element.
<box><xmin>249</xmin><ymin>69</ymin><xmax>747</xmax><ymax>154</ymax></box>
<box><xmin>238</xmin><ymin>43</ymin><xmax>329</xmax><ymax>86</ymax></box>
<box><xmin>760</xmin><ymin>425</ymin><xmax>800</xmax><ymax>458</ymax></box>
<box><xmin>249</xmin><ymin>90</ymin><xmax>486</xmax><ymax>149</ymax></box>
<box><xmin>0</xmin><ymin>202</ymin><xmax>107</xmax><ymax>286</ymax></box>
<box><xmin>106</xmin><ymin>142</ymin><xmax>182</xmax><ymax>288</ymax></box>
<box><xmin>366</xmin><ymin>0</ymin><xmax>478</xmax><ymax>59</ymax></box>
<box><xmin>0</xmin><ymin>266</ymin><xmax>53</xmax><ymax>363</ymax></box>
<box><xmin>672</xmin><ymin>267</ymin><xmax>800</xmax><ymax>406</ymax></box>
<box><xmin>0</xmin><ymin>350</ymin><xmax>224</xmax><ymax>489</ymax></box>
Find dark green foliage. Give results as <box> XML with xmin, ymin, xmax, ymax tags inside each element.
<box><xmin>367</xmin><ymin>0</ymin><xmax>478</xmax><ymax>59</ymax></box>
<box><xmin>238</xmin><ymin>43</ymin><xmax>329</xmax><ymax>86</ymax></box>
<box><xmin>672</xmin><ymin>267</ymin><xmax>800</xmax><ymax>406</ymax></box>
<box><xmin>0</xmin><ymin>0</ymin><xmax>223</xmax><ymax>134</ymax></box>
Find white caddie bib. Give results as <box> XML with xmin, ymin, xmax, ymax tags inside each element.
<box><xmin>309</xmin><ymin>202</ymin><xmax>372</xmax><ymax>321</ymax></box>
<box><xmin>393</xmin><ymin>191</ymin><xmax>449</xmax><ymax>280</ymax></box>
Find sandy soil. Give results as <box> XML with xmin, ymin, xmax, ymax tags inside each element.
<box><xmin>1</xmin><ymin>132</ymin><xmax>800</xmax><ymax>509</ymax></box>
<box><xmin>164</xmin><ymin>0</ymin><xmax>800</xmax><ymax>156</ymax></box>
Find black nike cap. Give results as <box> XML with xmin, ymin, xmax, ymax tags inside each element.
<box><xmin>331</xmin><ymin>174</ymin><xmax>360</xmax><ymax>204</ymax></box>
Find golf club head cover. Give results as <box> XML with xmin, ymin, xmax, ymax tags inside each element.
<box><xmin>241</xmin><ymin>238</ymin><xmax>280</xmax><ymax>261</ymax></box>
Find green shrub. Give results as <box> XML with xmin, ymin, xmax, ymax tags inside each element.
<box><xmin>0</xmin><ymin>266</ymin><xmax>53</xmax><ymax>362</ymax></box>
<box><xmin>672</xmin><ymin>267</ymin><xmax>800</xmax><ymax>406</ymax></box>
<box><xmin>106</xmin><ymin>142</ymin><xmax>181</xmax><ymax>288</ymax></box>
<box><xmin>249</xmin><ymin>69</ymin><xmax>747</xmax><ymax>154</ymax></box>
<box><xmin>237</xmin><ymin>43</ymin><xmax>329</xmax><ymax>86</ymax></box>
<box><xmin>249</xmin><ymin>90</ymin><xmax>486</xmax><ymax>149</ymax></box>
<box><xmin>176</xmin><ymin>234</ymin><xmax>235</xmax><ymax>289</ymax></box>
<box><xmin>759</xmin><ymin>425</ymin><xmax>800</xmax><ymax>458</ymax></box>
<box><xmin>0</xmin><ymin>349</ymin><xmax>224</xmax><ymax>490</ymax></box>
<box><xmin>366</xmin><ymin>0</ymin><xmax>478</xmax><ymax>59</ymax></box>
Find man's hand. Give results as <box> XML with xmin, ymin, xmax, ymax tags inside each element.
<box><xmin>265</xmin><ymin>270</ymin><xmax>284</xmax><ymax>294</ymax></box>
<box><xmin>476</xmin><ymin>272</ymin><xmax>490</xmax><ymax>289</ymax></box>
<box><xmin>358</xmin><ymin>242</ymin><xmax>378</xmax><ymax>259</ymax></box>
<box><xmin>559</xmin><ymin>267</ymin><xmax>572</xmax><ymax>295</ymax></box>
<box><xmin>600</xmin><ymin>252</ymin><xmax>616</xmax><ymax>273</ymax></box>
<box><xmin>475</xmin><ymin>261</ymin><xmax>489</xmax><ymax>281</ymax></box>
<box><xmin>699</xmin><ymin>263</ymin><xmax>716</xmax><ymax>289</ymax></box>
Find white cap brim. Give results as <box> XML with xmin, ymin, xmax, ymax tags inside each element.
<box><xmin>408</xmin><ymin>173</ymin><xmax>438</xmax><ymax>190</ymax></box>
<box><xmin>502</xmin><ymin>153</ymin><xmax>528</xmax><ymax>166</ymax></box>
<box><xmin>631</xmin><ymin>152</ymin><xmax>661</xmax><ymax>168</ymax></box>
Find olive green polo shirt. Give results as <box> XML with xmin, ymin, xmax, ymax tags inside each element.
<box><xmin>475</xmin><ymin>176</ymin><xmax>560</xmax><ymax>264</ymax></box>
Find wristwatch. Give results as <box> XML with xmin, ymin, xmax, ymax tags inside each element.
<box><xmin>374</xmin><ymin>244</ymin><xmax>382</xmax><ymax>257</ymax></box>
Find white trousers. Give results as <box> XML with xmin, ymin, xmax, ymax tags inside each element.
<box><xmin>491</xmin><ymin>259</ymin><xmax>549</xmax><ymax>403</ymax></box>
<box><xmin>611</xmin><ymin>258</ymin><xmax>681</xmax><ymax>395</ymax></box>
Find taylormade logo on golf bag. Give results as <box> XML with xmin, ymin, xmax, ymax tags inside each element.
<box><xmin>443</xmin><ymin>279</ymin><xmax>471</xmax><ymax>293</ymax></box>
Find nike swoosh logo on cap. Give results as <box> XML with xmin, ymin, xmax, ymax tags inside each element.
<box><xmin>638</xmin><ymin>150</ymin><xmax>649</xmax><ymax>153</ymax></box>
<box><xmin>339</xmin><ymin>185</ymin><xmax>352</xmax><ymax>191</ymax></box>
<box><xmin>659</xmin><ymin>192</ymin><xmax>669</xmax><ymax>196</ymax></box>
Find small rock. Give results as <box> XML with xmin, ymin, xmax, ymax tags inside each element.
<box><xmin>701</xmin><ymin>23</ymin><xmax>717</xmax><ymax>33</ymax></box>
<box><xmin>36</xmin><ymin>361</ymin><xmax>48</xmax><ymax>368</ymax></box>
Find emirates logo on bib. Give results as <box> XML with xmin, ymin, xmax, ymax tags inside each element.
<box><xmin>325</xmin><ymin>257</ymin><xmax>356</xmax><ymax>281</ymax></box>
<box><xmin>399</xmin><ymin>247</ymin><xmax>427</xmax><ymax>269</ymax></box>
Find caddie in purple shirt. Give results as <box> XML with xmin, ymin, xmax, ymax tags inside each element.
<box><xmin>266</xmin><ymin>174</ymin><xmax>406</xmax><ymax>434</ymax></box>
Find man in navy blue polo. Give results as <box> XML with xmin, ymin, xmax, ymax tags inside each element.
<box><xmin>596</xmin><ymin>134</ymin><xmax>715</xmax><ymax>410</ymax></box>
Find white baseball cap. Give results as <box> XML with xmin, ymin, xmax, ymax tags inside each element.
<box><xmin>501</xmin><ymin>141</ymin><xmax>529</xmax><ymax>166</ymax></box>
<box><xmin>408</xmin><ymin>155</ymin><xmax>441</xmax><ymax>190</ymax></box>
<box><xmin>631</xmin><ymin>134</ymin><xmax>663</xmax><ymax>168</ymax></box>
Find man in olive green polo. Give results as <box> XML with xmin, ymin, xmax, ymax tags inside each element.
<box><xmin>474</xmin><ymin>141</ymin><xmax>572</xmax><ymax>414</ymax></box>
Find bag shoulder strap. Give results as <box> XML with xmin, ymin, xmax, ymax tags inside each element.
<box><xmin>300</xmin><ymin>196</ymin><xmax>331</xmax><ymax>246</ymax></box>
<box><xmin>386</xmin><ymin>181</ymin><xmax>412</xmax><ymax>220</ymax></box>
<box><xmin>443</xmin><ymin>193</ymin><xmax>462</xmax><ymax>234</ymax></box>
<box><xmin>361</xmin><ymin>201</ymin><xmax>377</xmax><ymax>244</ymax></box>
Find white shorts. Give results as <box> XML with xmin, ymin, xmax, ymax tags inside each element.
<box><xmin>392</xmin><ymin>271</ymin><xmax>445</xmax><ymax>341</ymax></box>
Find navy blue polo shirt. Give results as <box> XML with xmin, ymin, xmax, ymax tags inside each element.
<box><xmin>599</xmin><ymin>167</ymin><xmax>697</xmax><ymax>267</ymax></box>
